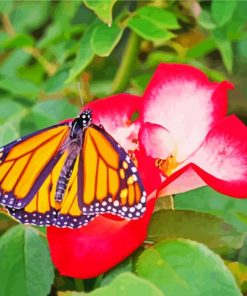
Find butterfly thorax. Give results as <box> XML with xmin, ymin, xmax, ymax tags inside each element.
<box><xmin>70</xmin><ymin>109</ymin><xmax>92</xmax><ymax>139</ymax></box>
<box><xmin>55</xmin><ymin>110</ymin><xmax>92</xmax><ymax>202</ymax></box>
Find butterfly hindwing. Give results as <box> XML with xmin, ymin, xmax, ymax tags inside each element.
<box><xmin>78</xmin><ymin>125</ymin><xmax>147</xmax><ymax>219</ymax></box>
<box><xmin>6</xmin><ymin>151</ymin><xmax>69</xmax><ymax>226</ymax></box>
<box><xmin>55</xmin><ymin>155</ymin><xmax>95</xmax><ymax>228</ymax></box>
<box><xmin>8</xmin><ymin>152</ymin><xmax>95</xmax><ymax>228</ymax></box>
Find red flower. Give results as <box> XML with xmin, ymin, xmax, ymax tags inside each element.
<box><xmin>139</xmin><ymin>64</ymin><xmax>247</xmax><ymax>197</ymax></box>
<box><xmin>47</xmin><ymin>64</ymin><xmax>247</xmax><ymax>279</ymax></box>
<box><xmin>48</xmin><ymin>94</ymin><xmax>157</xmax><ymax>279</ymax></box>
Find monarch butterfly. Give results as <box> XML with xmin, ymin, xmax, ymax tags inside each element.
<box><xmin>0</xmin><ymin>109</ymin><xmax>146</xmax><ymax>228</ymax></box>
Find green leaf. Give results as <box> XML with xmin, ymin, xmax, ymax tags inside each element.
<box><xmin>90</xmin><ymin>80</ymin><xmax>113</xmax><ymax>97</ymax></box>
<box><xmin>0</xmin><ymin>99</ymin><xmax>27</xmax><ymax>124</ymax></box>
<box><xmin>58</xmin><ymin>273</ymin><xmax>163</xmax><ymax>296</ymax></box>
<box><xmin>66</xmin><ymin>20</ymin><xmax>100</xmax><ymax>83</ymax></box>
<box><xmin>0</xmin><ymin>225</ymin><xmax>54</xmax><ymax>296</ymax></box>
<box><xmin>49</xmin><ymin>40</ymin><xmax>79</xmax><ymax>65</ymax></box>
<box><xmin>211</xmin><ymin>0</ymin><xmax>237</xmax><ymax>27</ymax></box>
<box><xmin>0</xmin><ymin>99</ymin><xmax>28</xmax><ymax>145</ymax></box>
<box><xmin>10</xmin><ymin>1</ymin><xmax>50</xmax><ymax>33</ymax></box>
<box><xmin>0</xmin><ymin>122</ymin><xmax>20</xmax><ymax>146</ymax></box>
<box><xmin>213</xmin><ymin>29</ymin><xmax>233</xmax><ymax>73</ymax></box>
<box><xmin>100</xmin><ymin>257</ymin><xmax>132</xmax><ymax>287</ymax></box>
<box><xmin>0</xmin><ymin>49</ymin><xmax>31</xmax><ymax>78</ymax></box>
<box><xmin>197</xmin><ymin>9</ymin><xmax>217</xmax><ymax>30</ymax></box>
<box><xmin>3</xmin><ymin>34</ymin><xmax>34</xmax><ymax>49</ymax></box>
<box><xmin>186</xmin><ymin>37</ymin><xmax>216</xmax><ymax>58</ymax></box>
<box><xmin>224</xmin><ymin>1</ymin><xmax>247</xmax><ymax>41</ymax></box>
<box><xmin>137</xmin><ymin>6</ymin><xmax>180</xmax><ymax>29</ymax></box>
<box><xmin>175</xmin><ymin>186</ymin><xmax>247</xmax><ymax>232</ymax></box>
<box><xmin>0</xmin><ymin>0</ymin><xmax>13</xmax><ymax>14</ymax></box>
<box><xmin>91</xmin><ymin>22</ymin><xmax>123</xmax><ymax>57</ymax></box>
<box><xmin>30</xmin><ymin>99</ymin><xmax>78</xmax><ymax>129</ymax></box>
<box><xmin>0</xmin><ymin>77</ymin><xmax>40</xmax><ymax>98</ymax></box>
<box><xmin>0</xmin><ymin>212</ymin><xmax>17</xmax><ymax>235</ymax></box>
<box><xmin>131</xmin><ymin>73</ymin><xmax>152</xmax><ymax>93</ymax></box>
<box><xmin>128</xmin><ymin>16</ymin><xmax>175</xmax><ymax>43</ymax></box>
<box><xmin>136</xmin><ymin>239</ymin><xmax>241</xmax><ymax>296</ymax></box>
<box><xmin>18</xmin><ymin>63</ymin><xmax>45</xmax><ymax>85</ymax></box>
<box><xmin>145</xmin><ymin>51</ymin><xmax>185</xmax><ymax>68</ymax></box>
<box><xmin>82</xmin><ymin>0</ymin><xmax>117</xmax><ymax>25</ymax></box>
<box><xmin>238</xmin><ymin>237</ymin><xmax>247</xmax><ymax>265</ymax></box>
<box><xmin>38</xmin><ymin>24</ymin><xmax>61</xmax><ymax>49</ymax></box>
<box><xmin>45</xmin><ymin>68</ymin><xmax>69</xmax><ymax>93</ymax></box>
<box><xmin>189</xmin><ymin>60</ymin><xmax>227</xmax><ymax>82</ymax></box>
<box><xmin>54</xmin><ymin>1</ymin><xmax>81</xmax><ymax>28</ymax></box>
<box><xmin>148</xmin><ymin>210</ymin><xmax>244</xmax><ymax>252</ymax></box>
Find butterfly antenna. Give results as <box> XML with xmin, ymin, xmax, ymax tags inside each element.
<box><xmin>77</xmin><ymin>81</ymin><xmax>84</xmax><ymax>106</ymax></box>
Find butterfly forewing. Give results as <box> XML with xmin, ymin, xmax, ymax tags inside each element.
<box><xmin>0</xmin><ymin>124</ymin><xmax>70</xmax><ymax>209</ymax></box>
<box><xmin>78</xmin><ymin>125</ymin><xmax>147</xmax><ymax>219</ymax></box>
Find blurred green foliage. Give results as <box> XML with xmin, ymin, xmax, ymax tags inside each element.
<box><xmin>0</xmin><ymin>1</ymin><xmax>247</xmax><ymax>295</ymax></box>
<box><xmin>0</xmin><ymin>0</ymin><xmax>246</xmax><ymax>147</ymax></box>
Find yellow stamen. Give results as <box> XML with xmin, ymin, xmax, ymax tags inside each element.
<box><xmin>155</xmin><ymin>155</ymin><xmax>178</xmax><ymax>176</ymax></box>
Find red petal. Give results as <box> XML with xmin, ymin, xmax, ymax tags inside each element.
<box><xmin>134</xmin><ymin>149</ymin><xmax>162</xmax><ymax>194</ymax></box>
<box><xmin>47</xmin><ymin>197</ymin><xmax>155</xmax><ymax>279</ymax></box>
<box><xmin>142</xmin><ymin>63</ymin><xmax>233</xmax><ymax>162</ymax></box>
<box><xmin>159</xmin><ymin>116</ymin><xmax>247</xmax><ymax>198</ymax></box>
<box><xmin>82</xmin><ymin>94</ymin><xmax>142</xmax><ymax>150</ymax></box>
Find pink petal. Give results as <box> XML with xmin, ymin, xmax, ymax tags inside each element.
<box><xmin>142</xmin><ymin>63</ymin><xmax>233</xmax><ymax>162</ymax></box>
<box><xmin>83</xmin><ymin>94</ymin><xmax>142</xmax><ymax>150</ymax></box>
<box><xmin>158</xmin><ymin>115</ymin><xmax>247</xmax><ymax>198</ymax></box>
<box><xmin>139</xmin><ymin>122</ymin><xmax>176</xmax><ymax>159</ymax></box>
<box><xmin>159</xmin><ymin>166</ymin><xmax>206</xmax><ymax>196</ymax></box>
<box><xmin>184</xmin><ymin>115</ymin><xmax>247</xmax><ymax>197</ymax></box>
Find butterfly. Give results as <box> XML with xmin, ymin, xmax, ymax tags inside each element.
<box><xmin>0</xmin><ymin>109</ymin><xmax>147</xmax><ymax>228</ymax></box>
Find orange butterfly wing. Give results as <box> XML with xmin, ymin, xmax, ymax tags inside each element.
<box><xmin>0</xmin><ymin>120</ymin><xmax>146</xmax><ymax>228</ymax></box>
<box><xmin>0</xmin><ymin>124</ymin><xmax>70</xmax><ymax>209</ymax></box>
<box><xmin>78</xmin><ymin>125</ymin><xmax>147</xmax><ymax>219</ymax></box>
<box><xmin>7</xmin><ymin>151</ymin><xmax>95</xmax><ymax>228</ymax></box>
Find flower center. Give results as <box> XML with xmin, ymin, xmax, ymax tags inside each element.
<box><xmin>155</xmin><ymin>155</ymin><xmax>178</xmax><ymax>176</ymax></box>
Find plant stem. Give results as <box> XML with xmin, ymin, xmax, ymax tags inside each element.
<box><xmin>154</xmin><ymin>195</ymin><xmax>174</xmax><ymax>212</ymax></box>
<box><xmin>111</xmin><ymin>32</ymin><xmax>140</xmax><ymax>94</ymax></box>
<box><xmin>1</xmin><ymin>14</ymin><xmax>58</xmax><ymax>76</ymax></box>
<box><xmin>74</xmin><ymin>278</ymin><xmax>84</xmax><ymax>292</ymax></box>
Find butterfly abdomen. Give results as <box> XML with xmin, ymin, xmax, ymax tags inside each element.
<box><xmin>55</xmin><ymin>163</ymin><xmax>74</xmax><ymax>202</ymax></box>
<box><xmin>55</xmin><ymin>142</ymin><xmax>80</xmax><ymax>202</ymax></box>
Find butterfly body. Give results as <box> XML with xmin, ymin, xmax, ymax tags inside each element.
<box><xmin>0</xmin><ymin>109</ymin><xmax>146</xmax><ymax>228</ymax></box>
<box><xmin>55</xmin><ymin>110</ymin><xmax>92</xmax><ymax>202</ymax></box>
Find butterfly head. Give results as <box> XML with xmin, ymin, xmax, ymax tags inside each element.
<box><xmin>79</xmin><ymin>109</ymin><xmax>93</xmax><ymax>127</ymax></box>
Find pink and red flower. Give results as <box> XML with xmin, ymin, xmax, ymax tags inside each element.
<box><xmin>47</xmin><ymin>63</ymin><xmax>247</xmax><ymax>279</ymax></box>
